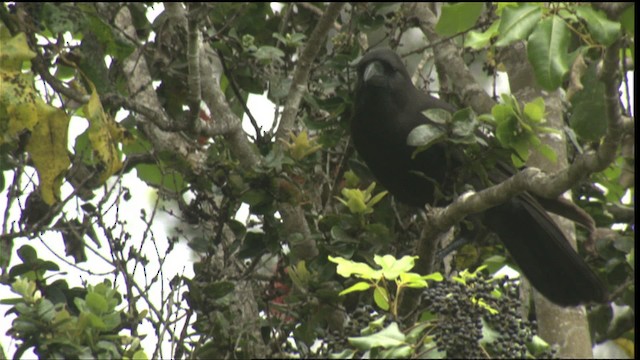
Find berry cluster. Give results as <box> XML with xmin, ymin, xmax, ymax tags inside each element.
<box><xmin>421</xmin><ymin>273</ymin><xmax>557</xmax><ymax>359</ymax></box>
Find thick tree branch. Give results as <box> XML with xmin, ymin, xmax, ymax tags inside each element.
<box><xmin>103</xmin><ymin>94</ymin><xmax>186</xmax><ymax>131</ymax></box>
<box><xmin>275</xmin><ymin>2</ymin><xmax>344</xmax><ymax>141</ymax></box>
<box><xmin>112</xmin><ymin>5</ymin><xmax>205</xmax><ymax>173</ymax></box>
<box><xmin>181</xmin><ymin>7</ymin><xmax>318</xmax><ymax>262</ymax></box>
<box><xmin>407</xmin><ymin>3</ymin><xmax>496</xmax><ymax>114</ymax></box>
<box><xmin>186</xmin><ymin>3</ymin><xmax>202</xmax><ymax>107</ymax></box>
<box><xmin>197</xmin><ymin>43</ymin><xmax>259</xmax><ymax>168</ymax></box>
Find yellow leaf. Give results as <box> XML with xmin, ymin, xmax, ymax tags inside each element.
<box><xmin>1</xmin><ymin>71</ymin><xmax>41</xmax><ymax>143</ymax></box>
<box><xmin>0</xmin><ymin>32</ymin><xmax>37</xmax><ymax>71</ymax></box>
<box><xmin>26</xmin><ymin>104</ymin><xmax>71</xmax><ymax>205</ymax></box>
<box><xmin>83</xmin><ymin>88</ymin><xmax>123</xmax><ymax>183</ymax></box>
<box><xmin>285</xmin><ymin>130</ymin><xmax>322</xmax><ymax>160</ymax></box>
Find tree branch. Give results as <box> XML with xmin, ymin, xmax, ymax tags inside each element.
<box><xmin>407</xmin><ymin>3</ymin><xmax>496</xmax><ymax>114</ymax></box>
<box><xmin>112</xmin><ymin>5</ymin><xmax>205</xmax><ymax>173</ymax></box>
<box><xmin>275</xmin><ymin>2</ymin><xmax>344</xmax><ymax>141</ymax></box>
<box><xmin>186</xmin><ymin>3</ymin><xmax>202</xmax><ymax>107</ymax></box>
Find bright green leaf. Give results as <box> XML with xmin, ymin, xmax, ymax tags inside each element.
<box><xmin>132</xmin><ymin>350</ymin><xmax>149</xmax><ymax>360</ymax></box>
<box><xmin>339</xmin><ymin>281</ymin><xmax>372</xmax><ymax>296</ymax></box>
<box><xmin>435</xmin><ymin>3</ymin><xmax>484</xmax><ymax>36</ymax></box>
<box><xmin>523</xmin><ymin>97</ymin><xmax>545</xmax><ymax>123</ymax></box>
<box><xmin>465</xmin><ymin>21</ymin><xmax>500</xmax><ymax>49</ymax></box>
<box><xmin>373</xmin><ymin>286</ymin><xmax>390</xmax><ymax>310</ymax></box>
<box><xmin>329</xmin><ymin>256</ymin><xmax>381</xmax><ymax>280</ymax></box>
<box><xmin>399</xmin><ymin>273</ymin><xmax>428</xmax><ymax>288</ymax></box>
<box><xmin>527</xmin><ymin>15</ymin><xmax>570</xmax><ymax>90</ymax></box>
<box><xmin>86</xmin><ymin>292</ymin><xmax>108</xmax><ymax>315</ymax></box>
<box><xmin>374</xmin><ymin>254</ymin><xmax>418</xmax><ymax>280</ymax></box>
<box><xmin>495</xmin><ymin>4</ymin><xmax>542</xmax><ymax>47</ymax></box>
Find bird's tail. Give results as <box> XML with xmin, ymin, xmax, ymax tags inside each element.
<box><xmin>483</xmin><ymin>194</ymin><xmax>607</xmax><ymax>306</ymax></box>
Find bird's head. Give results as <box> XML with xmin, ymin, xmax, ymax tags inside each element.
<box><xmin>355</xmin><ymin>48</ymin><xmax>412</xmax><ymax>90</ymax></box>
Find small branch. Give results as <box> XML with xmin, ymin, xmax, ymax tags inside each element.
<box><xmin>198</xmin><ymin>47</ymin><xmax>259</xmax><ymax>168</ymax></box>
<box><xmin>186</xmin><ymin>4</ymin><xmax>202</xmax><ymax>106</ymax></box>
<box><xmin>275</xmin><ymin>2</ymin><xmax>344</xmax><ymax>141</ymax></box>
<box><xmin>298</xmin><ymin>2</ymin><xmax>324</xmax><ymax>17</ymax></box>
<box><xmin>32</xmin><ymin>56</ymin><xmax>90</xmax><ymax>105</ymax></box>
<box><xmin>216</xmin><ymin>50</ymin><xmax>262</xmax><ymax>142</ymax></box>
<box><xmin>103</xmin><ymin>94</ymin><xmax>188</xmax><ymax>132</ymax></box>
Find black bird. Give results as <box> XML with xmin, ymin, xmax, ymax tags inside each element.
<box><xmin>351</xmin><ymin>48</ymin><xmax>607</xmax><ymax>306</ymax></box>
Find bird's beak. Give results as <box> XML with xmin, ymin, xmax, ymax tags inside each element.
<box><xmin>363</xmin><ymin>61</ymin><xmax>385</xmax><ymax>82</ymax></box>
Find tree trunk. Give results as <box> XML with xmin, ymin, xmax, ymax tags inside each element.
<box><xmin>501</xmin><ymin>42</ymin><xmax>594</xmax><ymax>358</ymax></box>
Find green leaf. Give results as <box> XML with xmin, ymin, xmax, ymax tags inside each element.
<box><xmin>575</xmin><ymin>6</ymin><xmax>621</xmax><ymax>46</ymax></box>
<box><xmin>97</xmin><ymin>341</ymin><xmax>121</xmax><ymax>357</ymax></box>
<box><xmin>523</xmin><ymin>97</ymin><xmax>545</xmax><ymax>123</ymax></box>
<box><xmin>253</xmin><ymin>46</ymin><xmax>285</xmax><ymax>63</ymax></box>
<box><xmin>374</xmin><ymin>254</ymin><xmax>418</xmax><ymax>280</ymax></box>
<box><xmin>17</xmin><ymin>245</ymin><xmax>38</xmax><ymax>263</ymax></box>
<box><xmin>339</xmin><ymin>281</ymin><xmax>371</xmax><ymax>296</ymax></box>
<box><xmin>86</xmin><ymin>292</ymin><xmax>108</xmax><ymax>315</ymax></box>
<box><xmin>40</xmin><ymin>260</ymin><xmax>60</xmax><ymax>272</ymax></box>
<box><xmin>330</xmin><ymin>226</ymin><xmax>358</xmax><ymax>244</ymax></box>
<box><xmin>40</xmin><ymin>3</ymin><xmax>85</xmax><ymax>34</ymax></box>
<box><xmin>537</xmin><ymin>143</ymin><xmax>557</xmax><ymax>164</ymax></box>
<box><xmin>465</xmin><ymin>21</ymin><xmax>500</xmax><ymax>49</ymax></box>
<box><xmin>373</xmin><ymin>286</ymin><xmax>390</xmax><ymax>310</ymax></box>
<box><xmin>329</xmin><ymin>256</ymin><xmax>381</xmax><ymax>280</ymax></box>
<box><xmin>137</xmin><ymin>163</ymin><xmax>186</xmax><ymax>192</ymax></box>
<box><xmin>421</xmin><ymin>108</ymin><xmax>451</xmax><ymax>125</ymax></box>
<box><xmin>368</xmin><ymin>190</ymin><xmax>388</xmax><ymax>208</ymax></box>
<box><xmin>398</xmin><ymin>272</ymin><xmax>428</xmax><ymax>288</ymax></box>
<box><xmin>619</xmin><ymin>5</ymin><xmax>634</xmax><ymax>35</ymax></box>
<box><xmin>570</xmin><ymin>64</ymin><xmax>607</xmax><ymax>141</ymax></box>
<box><xmin>479</xmin><ymin>318</ymin><xmax>501</xmax><ymax>344</ymax></box>
<box><xmin>435</xmin><ymin>3</ymin><xmax>484</xmax><ymax>37</ymax></box>
<box><xmin>422</xmin><ymin>272</ymin><xmax>444</xmax><ymax>282</ymax></box>
<box><xmin>36</xmin><ymin>299</ymin><xmax>57</xmax><ymax>322</ymax></box>
<box><xmin>527</xmin><ymin>15</ymin><xmax>570</xmax><ymax>90</ymax></box>
<box><xmin>405</xmin><ymin>322</ymin><xmax>430</xmax><ymax>344</ymax></box>
<box><xmin>451</xmin><ymin>108</ymin><xmax>478</xmax><ymax>138</ymax></box>
<box><xmin>101</xmin><ymin>312</ymin><xmax>121</xmax><ymax>331</ymax></box>
<box><xmin>495</xmin><ymin>4</ymin><xmax>543</xmax><ymax>47</ymax></box>
<box><xmin>81</xmin><ymin>7</ymin><xmax>135</xmax><ymax>60</ymax></box>
<box><xmin>407</xmin><ymin>124</ymin><xmax>445</xmax><ymax>147</ymax></box>
<box><xmin>85</xmin><ymin>312</ymin><xmax>107</xmax><ymax>329</ymax></box>
<box><xmin>348</xmin><ymin>322</ymin><xmax>405</xmax><ymax>350</ymax></box>
<box><xmin>379</xmin><ymin>345</ymin><xmax>412</xmax><ymax>358</ymax></box>
<box><xmin>132</xmin><ymin>350</ymin><xmax>149</xmax><ymax>360</ymax></box>
<box><xmin>527</xmin><ymin>335</ymin><xmax>552</xmax><ymax>355</ymax></box>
